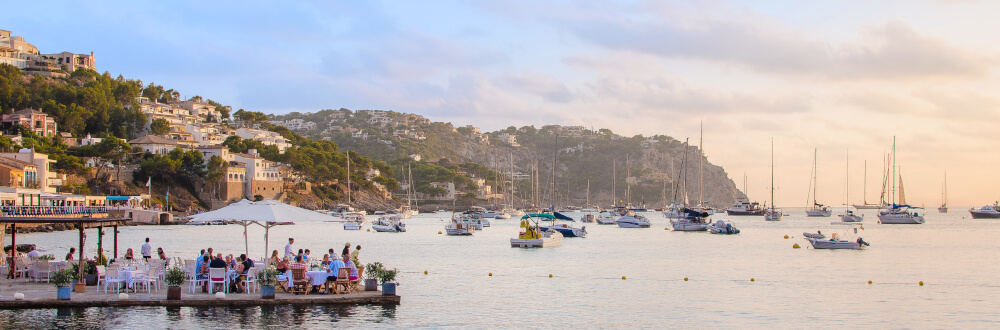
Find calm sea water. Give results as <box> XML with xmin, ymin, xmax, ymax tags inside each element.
<box><xmin>2</xmin><ymin>207</ymin><xmax>998</xmax><ymax>329</ymax></box>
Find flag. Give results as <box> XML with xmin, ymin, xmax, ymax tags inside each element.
<box><xmin>146</xmin><ymin>177</ymin><xmax>151</xmax><ymax>187</ymax></box>
<box><xmin>165</xmin><ymin>187</ymin><xmax>169</xmax><ymax>210</ymax></box>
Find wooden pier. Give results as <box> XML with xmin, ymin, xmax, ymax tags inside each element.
<box><xmin>0</xmin><ymin>281</ymin><xmax>400</xmax><ymax>309</ymax></box>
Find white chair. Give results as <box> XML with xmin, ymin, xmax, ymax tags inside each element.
<box><xmin>244</xmin><ymin>264</ymin><xmax>264</xmax><ymax>294</ymax></box>
<box><xmin>34</xmin><ymin>260</ymin><xmax>53</xmax><ymax>282</ymax></box>
<box><xmin>103</xmin><ymin>268</ymin><xmax>125</xmax><ymax>294</ymax></box>
<box><xmin>207</xmin><ymin>268</ymin><xmax>228</xmax><ymax>294</ymax></box>
<box><xmin>134</xmin><ymin>267</ymin><xmax>159</xmax><ymax>293</ymax></box>
<box><xmin>189</xmin><ymin>268</ymin><xmax>207</xmax><ymax>294</ymax></box>
<box><xmin>95</xmin><ymin>265</ymin><xmax>107</xmax><ymax>287</ymax></box>
<box><xmin>13</xmin><ymin>258</ymin><xmax>30</xmax><ymax>280</ymax></box>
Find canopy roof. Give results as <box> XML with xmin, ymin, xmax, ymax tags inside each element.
<box><xmin>187</xmin><ymin>199</ymin><xmax>341</xmax><ymax>258</ymax></box>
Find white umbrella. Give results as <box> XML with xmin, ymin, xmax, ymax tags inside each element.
<box><xmin>187</xmin><ymin>199</ymin><xmax>339</xmax><ymax>258</ymax></box>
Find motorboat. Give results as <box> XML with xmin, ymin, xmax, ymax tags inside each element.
<box><xmin>456</xmin><ymin>212</ymin><xmax>486</xmax><ymax>230</ymax></box>
<box><xmin>764</xmin><ymin>208</ymin><xmax>783</xmax><ymax>221</ymax></box>
<box><xmin>669</xmin><ymin>208</ymin><xmax>709</xmax><ymax>232</ymax></box>
<box><xmin>878</xmin><ymin>204</ymin><xmax>925</xmax><ymax>224</ymax></box>
<box><xmin>372</xmin><ymin>215</ymin><xmax>406</xmax><ymax>232</ymax></box>
<box><xmin>612</xmin><ymin>206</ymin><xmax>651</xmax><ymax>228</ymax></box>
<box><xmin>511</xmin><ymin>216</ymin><xmax>563</xmax><ymax>248</ymax></box>
<box><xmin>840</xmin><ymin>209</ymin><xmax>864</xmax><ymax>222</ymax></box>
<box><xmin>806</xmin><ymin>203</ymin><xmax>832</xmax><ymax>217</ymax></box>
<box><xmin>707</xmin><ymin>220</ymin><xmax>740</xmax><ymax>235</ymax></box>
<box><xmin>445</xmin><ymin>217</ymin><xmax>475</xmax><ymax>236</ymax></box>
<box><xmin>342</xmin><ymin>211</ymin><xmax>365</xmax><ymax>230</ymax></box>
<box><xmin>596</xmin><ymin>211</ymin><xmax>616</xmax><ymax>225</ymax></box>
<box><xmin>970</xmin><ymin>203</ymin><xmax>1000</xmax><ymax>219</ymax></box>
<box><xmin>535</xmin><ymin>213</ymin><xmax>587</xmax><ymax>238</ymax></box>
<box><xmin>726</xmin><ymin>201</ymin><xmax>765</xmax><ymax>216</ymax></box>
<box><xmin>493</xmin><ymin>210</ymin><xmax>512</xmax><ymax>219</ymax></box>
<box><xmin>662</xmin><ymin>203</ymin><xmax>685</xmax><ymax>219</ymax></box>
<box><xmin>508</xmin><ymin>209</ymin><xmax>525</xmax><ymax>217</ymax></box>
<box><xmin>470</xmin><ymin>206</ymin><xmax>496</xmax><ymax>219</ymax></box>
<box><xmin>580</xmin><ymin>213</ymin><xmax>595</xmax><ymax>223</ymax></box>
<box><xmin>805</xmin><ymin>223</ymin><xmax>869</xmax><ymax>250</ymax></box>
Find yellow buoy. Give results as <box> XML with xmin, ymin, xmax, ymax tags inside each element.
<box><xmin>549</xmin><ymin>274</ymin><xmax>553</xmax><ymax>278</ymax></box>
<box><xmin>784</xmin><ymin>235</ymin><xmax>789</xmax><ymax>239</ymax></box>
<box><xmin>489</xmin><ymin>272</ymin><xmax>493</xmax><ymax>276</ymax></box>
<box><xmin>622</xmin><ymin>276</ymin><xmax>626</xmax><ymax>280</ymax></box>
<box><xmin>665</xmin><ymin>227</ymin><xmax>669</xmax><ymax>230</ymax></box>
<box><xmin>750</xmin><ymin>278</ymin><xmax>755</xmax><ymax>282</ymax></box>
<box><xmin>684</xmin><ymin>277</ymin><xmax>689</xmax><ymax>281</ymax></box>
<box><xmin>792</xmin><ymin>243</ymin><xmax>801</xmax><ymax>249</ymax></box>
<box><xmin>424</xmin><ymin>270</ymin><xmax>428</xmax><ymax>275</ymax></box>
<box><xmin>868</xmin><ymin>280</ymin><xmax>872</xmax><ymax>284</ymax></box>
<box><xmin>438</xmin><ymin>231</ymin><xmax>442</xmax><ymax>234</ymax></box>
<box><xmin>366</xmin><ymin>229</ymin><xmax>370</xmax><ymax>232</ymax></box>
<box><xmin>919</xmin><ymin>281</ymin><xmax>924</xmax><ymax>286</ymax></box>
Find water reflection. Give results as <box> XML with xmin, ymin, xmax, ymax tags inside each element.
<box><xmin>0</xmin><ymin>304</ymin><xmax>396</xmax><ymax>329</ymax></box>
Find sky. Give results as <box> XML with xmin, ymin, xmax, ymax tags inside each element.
<box><xmin>5</xmin><ymin>0</ymin><xmax>1000</xmax><ymax>207</ymax></box>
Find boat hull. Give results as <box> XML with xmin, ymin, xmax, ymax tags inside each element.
<box><xmin>372</xmin><ymin>224</ymin><xmax>407</xmax><ymax>232</ymax></box>
<box><xmin>510</xmin><ymin>232</ymin><xmax>562</xmax><ymax>248</ymax></box>
<box><xmin>852</xmin><ymin>204</ymin><xmax>882</xmax><ymax>210</ymax></box>
<box><xmin>670</xmin><ymin>221</ymin><xmax>708</xmax><ymax>231</ymax></box>
<box><xmin>540</xmin><ymin>225</ymin><xmax>587</xmax><ymax>238</ymax></box>
<box><xmin>615</xmin><ymin>217</ymin><xmax>651</xmax><ymax>228</ymax></box>
<box><xmin>840</xmin><ymin>215</ymin><xmax>864</xmax><ymax>222</ymax></box>
<box><xmin>969</xmin><ymin>211</ymin><xmax>1000</xmax><ymax>219</ymax></box>
<box><xmin>806</xmin><ymin>209</ymin><xmax>832</xmax><ymax>217</ymax></box>
<box><xmin>764</xmin><ymin>211</ymin><xmax>782</xmax><ymax>221</ymax></box>
<box><xmin>807</xmin><ymin>238</ymin><xmax>863</xmax><ymax>250</ymax></box>
<box><xmin>446</xmin><ymin>227</ymin><xmax>474</xmax><ymax>236</ymax></box>
<box><xmin>343</xmin><ymin>223</ymin><xmax>362</xmax><ymax>230</ymax></box>
<box><xmin>726</xmin><ymin>210</ymin><xmax>764</xmax><ymax>216</ymax></box>
<box><xmin>878</xmin><ymin>213</ymin><xmax>924</xmax><ymax>224</ymax></box>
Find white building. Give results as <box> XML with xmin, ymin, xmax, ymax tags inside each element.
<box><xmin>235</xmin><ymin>128</ymin><xmax>290</xmax><ymax>152</ymax></box>
<box><xmin>0</xmin><ymin>149</ymin><xmax>59</xmax><ymax>193</ymax></box>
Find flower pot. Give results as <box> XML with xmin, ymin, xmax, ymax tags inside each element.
<box><xmin>261</xmin><ymin>285</ymin><xmax>275</xmax><ymax>299</ymax></box>
<box><xmin>364</xmin><ymin>279</ymin><xmax>379</xmax><ymax>291</ymax></box>
<box><xmin>57</xmin><ymin>286</ymin><xmax>71</xmax><ymax>300</ymax></box>
<box><xmin>167</xmin><ymin>286</ymin><xmax>182</xmax><ymax>300</ymax></box>
<box><xmin>85</xmin><ymin>274</ymin><xmax>97</xmax><ymax>286</ymax></box>
<box><xmin>381</xmin><ymin>282</ymin><xmax>396</xmax><ymax>296</ymax></box>
<box><xmin>73</xmin><ymin>282</ymin><xmax>86</xmax><ymax>293</ymax></box>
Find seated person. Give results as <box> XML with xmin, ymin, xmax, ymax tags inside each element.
<box><xmin>198</xmin><ymin>255</ymin><xmax>211</xmax><ymax>292</ymax></box>
<box><xmin>326</xmin><ymin>255</ymin><xmax>346</xmax><ymax>285</ymax></box>
<box><xmin>26</xmin><ymin>246</ymin><xmax>40</xmax><ymax>260</ymax></box>
<box><xmin>321</xmin><ymin>254</ymin><xmax>331</xmax><ymax>267</ymax></box>
<box><xmin>124</xmin><ymin>248</ymin><xmax>134</xmax><ymax>261</ymax></box>
<box><xmin>341</xmin><ymin>254</ymin><xmax>359</xmax><ymax>281</ymax></box>
<box><xmin>276</xmin><ymin>257</ymin><xmax>290</xmax><ymax>273</ymax></box>
<box><xmin>291</xmin><ymin>255</ymin><xmax>307</xmax><ymax>269</ymax></box>
<box><xmin>207</xmin><ymin>253</ymin><xmax>228</xmax><ymax>293</ymax></box>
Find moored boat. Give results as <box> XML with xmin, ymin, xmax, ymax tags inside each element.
<box><xmin>669</xmin><ymin>208</ymin><xmax>709</xmax><ymax>232</ymax></box>
<box><xmin>372</xmin><ymin>215</ymin><xmax>406</xmax><ymax>232</ymax></box>
<box><xmin>969</xmin><ymin>203</ymin><xmax>1000</xmax><ymax>219</ymax></box>
<box><xmin>707</xmin><ymin>220</ymin><xmax>740</xmax><ymax>235</ymax></box>
<box><xmin>805</xmin><ymin>223</ymin><xmax>869</xmax><ymax>250</ymax></box>
<box><xmin>511</xmin><ymin>216</ymin><xmax>563</xmax><ymax>248</ymax></box>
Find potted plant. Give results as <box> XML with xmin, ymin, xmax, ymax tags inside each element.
<box><xmin>52</xmin><ymin>269</ymin><xmax>74</xmax><ymax>300</ymax></box>
<box><xmin>364</xmin><ymin>262</ymin><xmax>382</xmax><ymax>291</ymax></box>
<box><xmin>164</xmin><ymin>267</ymin><xmax>187</xmax><ymax>300</ymax></box>
<box><xmin>377</xmin><ymin>267</ymin><xmax>398</xmax><ymax>296</ymax></box>
<box><xmin>72</xmin><ymin>260</ymin><xmax>99</xmax><ymax>286</ymax></box>
<box><xmin>257</xmin><ymin>266</ymin><xmax>280</xmax><ymax>299</ymax></box>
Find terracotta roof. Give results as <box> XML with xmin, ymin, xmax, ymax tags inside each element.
<box><xmin>128</xmin><ymin>135</ymin><xmax>178</xmax><ymax>145</ymax></box>
<box><xmin>0</xmin><ymin>156</ymin><xmax>36</xmax><ymax>169</ymax></box>
<box><xmin>12</xmin><ymin>108</ymin><xmax>47</xmax><ymax>116</ymax></box>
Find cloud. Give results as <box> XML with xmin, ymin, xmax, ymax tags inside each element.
<box><xmin>493</xmin><ymin>71</ymin><xmax>574</xmax><ymax>103</ymax></box>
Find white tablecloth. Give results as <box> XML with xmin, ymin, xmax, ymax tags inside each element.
<box><xmin>29</xmin><ymin>261</ymin><xmax>68</xmax><ymax>278</ymax></box>
<box><xmin>284</xmin><ymin>270</ymin><xmax>331</xmax><ymax>287</ymax></box>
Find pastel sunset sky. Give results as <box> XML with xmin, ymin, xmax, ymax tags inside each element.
<box><xmin>6</xmin><ymin>0</ymin><xmax>998</xmax><ymax>207</ymax></box>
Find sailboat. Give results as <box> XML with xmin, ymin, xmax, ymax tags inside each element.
<box><xmin>852</xmin><ymin>160</ymin><xmax>881</xmax><ymax>210</ymax></box>
<box><xmin>805</xmin><ymin>148</ymin><xmax>832</xmax><ymax>217</ymax></box>
<box><xmin>840</xmin><ymin>150</ymin><xmax>863</xmax><ymax>222</ymax></box>
<box><xmin>938</xmin><ymin>172</ymin><xmax>948</xmax><ymax>213</ymax></box>
<box><xmin>581</xmin><ymin>180</ymin><xmax>597</xmax><ymax>222</ymax></box>
<box><xmin>764</xmin><ymin>138</ymin><xmax>782</xmax><ymax>221</ymax></box>
<box><xmin>670</xmin><ymin>139</ymin><xmax>709</xmax><ymax>231</ymax></box>
<box><xmin>877</xmin><ymin>137</ymin><xmax>925</xmax><ymax>224</ymax></box>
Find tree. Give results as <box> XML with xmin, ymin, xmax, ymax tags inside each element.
<box><xmin>149</xmin><ymin>118</ymin><xmax>170</xmax><ymax>135</ymax></box>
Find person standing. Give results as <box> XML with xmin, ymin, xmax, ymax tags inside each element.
<box><xmin>285</xmin><ymin>238</ymin><xmax>295</xmax><ymax>259</ymax></box>
<box><xmin>141</xmin><ymin>238</ymin><xmax>152</xmax><ymax>262</ymax></box>
<box><xmin>342</xmin><ymin>242</ymin><xmax>351</xmax><ymax>258</ymax></box>
<box><xmin>351</xmin><ymin>245</ymin><xmax>361</xmax><ymax>267</ymax></box>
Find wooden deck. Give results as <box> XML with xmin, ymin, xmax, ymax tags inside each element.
<box><xmin>0</xmin><ymin>280</ymin><xmax>400</xmax><ymax>309</ymax></box>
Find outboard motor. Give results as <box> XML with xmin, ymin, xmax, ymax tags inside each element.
<box><xmin>856</xmin><ymin>237</ymin><xmax>870</xmax><ymax>246</ymax></box>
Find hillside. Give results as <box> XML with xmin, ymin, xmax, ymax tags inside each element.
<box><xmin>272</xmin><ymin>111</ymin><xmax>746</xmax><ymax>208</ymax></box>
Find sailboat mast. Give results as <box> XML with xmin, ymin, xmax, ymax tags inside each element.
<box><xmin>346</xmin><ymin>151</ymin><xmax>351</xmax><ymax>204</ymax></box>
<box><xmin>551</xmin><ymin>135</ymin><xmax>558</xmax><ymax>208</ymax></box>
<box><xmin>845</xmin><ymin>150</ymin><xmax>849</xmax><ymax>206</ymax></box>
<box><xmin>683</xmin><ymin>138</ymin><xmax>690</xmax><ymax>206</ymax></box>
<box><xmin>770</xmin><ymin>138</ymin><xmax>775</xmax><ymax>211</ymax></box>
<box><xmin>862</xmin><ymin>160</ymin><xmax>867</xmax><ymax>205</ymax></box>
<box><xmin>699</xmin><ymin>122</ymin><xmax>704</xmax><ymax>207</ymax></box>
<box><xmin>612</xmin><ymin>160</ymin><xmax>616</xmax><ymax>206</ymax></box>
<box><xmin>891</xmin><ymin>136</ymin><xmax>897</xmax><ymax>205</ymax></box>
<box><xmin>813</xmin><ymin>148</ymin><xmax>818</xmax><ymax>206</ymax></box>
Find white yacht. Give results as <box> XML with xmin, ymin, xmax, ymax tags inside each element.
<box><xmin>613</xmin><ymin>206</ymin><xmax>651</xmax><ymax>228</ymax></box>
<box><xmin>596</xmin><ymin>211</ymin><xmax>616</xmax><ymax>225</ymax></box>
<box><xmin>445</xmin><ymin>217</ymin><xmax>475</xmax><ymax>236</ymax></box>
<box><xmin>726</xmin><ymin>201</ymin><xmax>765</xmax><ymax>216</ymax></box>
<box><xmin>342</xmin><ymin>211</ymin><xmax>365</xmax><ymax>230</ymax></box>
<box><xmin>878</xmin><ymin>138</ymin><xmax>925</xmax><ymax>225</ymax></box>
<box><xmin>707</xmin><ymin>220</ymin><xmax>740</xmax><ymax>235</ymax></box>
<box><xmin>805</xmin><ymin>149</ymin><xmax>832</xmax><ymax>217</ymax></box>
<box><xmin>764</xmin><ymin>138</ymin><xmax>782</xmax><ymax>221</ymax></box>
<box><xmin>970</xmin><ymin>203</ymin><xmax>1000</xmax><ymax>219</ymax></box>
